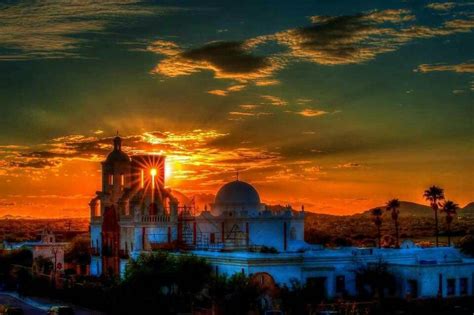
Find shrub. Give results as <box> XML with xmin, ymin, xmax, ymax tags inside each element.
<box><xmin>457</xmin><ymin>234</ymin><xmax>474</xmax><ymax>257</ymax></box>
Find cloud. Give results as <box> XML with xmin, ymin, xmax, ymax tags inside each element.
<box><xmin>426</xmin><ymin>2</ymin><xmax>457</xmax><ymax>11</ymax></box>
<box><xmin>297</xmin><ymin>109</ymin><xmax>329</xmax><ymax>117</ymax></box>
<box><xmin>228</xmin><ymin>111</ymin><xmax>270</xmax><ymax>117</ymax></box>
<box><xmin>228</xmin><ymin>106</ymin><xmax>271</xmax><ymax>121</ymax></box>
<box><xmin>296</xmin><ymin>98</ymin><xmax>313</xmax><ymax>105</ymax></box>
<box><xmin>229</xmin><ymin>112</ymin><xmax>255</xmax><ymax>116</ymax></box>
<box><xmin>206</xmin><ymin>84</ymin><xmax>246</xmax><ymax>96</ymax></box>
<box><xmin>0</xmin><ymin>130</ymin><xmax>285</xmax><ymax>190</ymax></box>
<box><xmin>260</xmin><ymin>95</ymin><xmax>287</xmax><ymax>106</ymax></box>
<box><xmin>207</xmin><ymin>89</ymin><xmax>228</xmax><ymax>96</ymax></box>
<box><xmin>0</xmin><ymin>0</ymin><xmax>165</xmax><ymax>60</ymax></box>
<box><xmin>335</xmin><ymin>162</ymin><xmax>362</xmax><ymax>169</ymax></box>
<box><xmin>239</xmin><ymin>104</ymin><xmax>259</xmax><ymax>110</ymax></box>
<box><xmin>9</xmin><ymin>160</ymin><xmax>61</xmax><ymax>169</ymax></box>
<box><xmin>151</xmin><ymin>41</ymin><xmax>284</xmax><ymax>82</ymax></box>
<box><xmin>415</xmin><ymin>62</ymin><xmax>474</xmax><ymax>73</ymax></box>
<box><xmin>426</xmin><ymin>2</ymin><xmax>474</xmax><ymax>11</ymax></box>
<box><xmin>147</xmin><ymin>8</ymin><xmax>474</xmax><ymax>92</ymax></box>
<box><xmin>147</xmin><ymin>39</ymin><xmax>182</xmax><ymax>56</ymax></box>
<box><xmin>255</xmin><ymin>79</ymin><xmax>280</xmax><ymax>86</ymax></box>
<box><xmin>266</xmin><ymin>9</ymin><xmax>474</xmax><ymax>65</ymax></box>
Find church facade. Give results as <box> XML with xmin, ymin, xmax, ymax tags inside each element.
<box><xmin>90</xmin><ymin>137</ymin><xmax>474</xmax><ymax>299</ymax></box>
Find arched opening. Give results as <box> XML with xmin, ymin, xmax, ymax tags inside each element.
<box><xmin>149</xmin><ymin>203</ymin><xmax>158</xmax><ymax>215</ymax></box>
<box><xmin>250</xmin><ymin>272</ymin><xmax>277</xmax><ymax>292</ymax></box>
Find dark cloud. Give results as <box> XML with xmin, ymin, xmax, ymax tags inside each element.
<box><xmin>271</xmin><ymin>9</ymin><xmax>474</xmax><ymax>65</ymax></box>
<box><xmin>150</xmin><ymin>40</ymin><xmax>283</xmax><ymax>84</ymax></box>
<box><xmin>181</xmin><ymin>41</ymin><xmax>270</xmax><ymax>75</ymax></box>
<box><xmin>0</xmin><ymin>0</ymin><xmax>164</xmax><ymax>60</ymax></box>
<box><xmin>9</xmin><ymin>159</ymin><xmax>61</xmax><ymax>169</ymax></box>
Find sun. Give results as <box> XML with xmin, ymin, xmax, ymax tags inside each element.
<box><xmin>150</xmin><ymin>168</ymin><xmax>157</xmax><ymax>177</ymax></box>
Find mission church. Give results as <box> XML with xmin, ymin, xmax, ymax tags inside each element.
<box><xmin>90</xmin><ymin>136</ymin><xmax>474</xmax><ymax>299</ymax></box>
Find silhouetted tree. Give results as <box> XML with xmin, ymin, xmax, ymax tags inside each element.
<box><xmin>120</xmin><ymin>251</ymin><xmax>214</xmax><ymax>314</ymax></box>
<box><xmin>386</xmin><ymin>199</ymin><xmax>401</xmax><ymax>248</ymax></box>
<box><xmin>34</xmin><ymin>256</ymin><xmax>53</xmax><ymax>275</ymax></box>
<box><xmin>65</xmin><ymin>235</ymin><xmax>91</xmax><ymax>266</ymax></box>
<box><xmin>0</xmin><ymin>249</ymin><xmax>33</xmax><ymax>288</ymax></box>
<box><xmin>441</xmin><ymin>200</ymin><xmax>459</xmax><ymax>246</ymax></box>
<box><xmin>423</xmin><ymin>185</ymin><xmax>445</xmax><ymax>247</ymax></box>
<box><xmin>458</xmin><ymin>234</ymin><xmax>474</xmax><ymax>257</ymax></box>
<box><xmin>371</xmin><ymin>208</ymin><xmax>383</xmax><ymax>249</ymax></box>
<box><xmin>355</xmin><ymin>260</ymin><xmax>395</xmax><ymax>300</ymax></box>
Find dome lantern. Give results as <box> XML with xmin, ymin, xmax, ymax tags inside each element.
<box><xmin>105</xmin><ymin>135</ymin><xmax>130</xmax><ymax>164</ymax></box>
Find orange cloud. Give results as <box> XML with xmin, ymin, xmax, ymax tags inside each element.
<box><xmin>260</xmin><ymin>95</ymin><xmax>287</xmax><ymax>106</ymax></box>
<box><xmin>297</xmin><ymin>109</ymin><xmax>329</xmax><ymax>117</ymax></box>
<box><xmin>415</xmin><ymin>62</ymin><xmax>474</xmax><ymax>73</ymax></box>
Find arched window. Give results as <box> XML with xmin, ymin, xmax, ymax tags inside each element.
<box><xmin>120</xmin><ymin>174</ymin><xmax>125</xmax><ymax>187</ymax></box>
<box><xmin>96</xmin><ymin>200</ymin><xmax>101</xmax><ymax>217</ymax></box>
<box><xmin>149</xmin><ymin>203</ymin><xmax>158</xmax><ymax>215</ymax></box>
<box><xmin>108</xmin><ymin>174</ymin><xmax>114</xmax><ymax>185</ymax></box>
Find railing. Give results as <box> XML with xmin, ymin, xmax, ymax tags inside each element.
<box><xmin>136</xmin><ymin>215</ymin><xmax>171</xmax><ymax>223</ymax></box>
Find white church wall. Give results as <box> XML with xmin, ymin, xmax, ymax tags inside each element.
<box><xmin>133</xmin><ymin>227</ymin><xmax>143</xmax><ymax>251</ymax></box>
<box><xmin>249</xmin><ymin>220</ymin><xmax>285</xmax><ymax>251</ymax></box>
<box><xmin>146</xmin><ymin>226</ymin><xmax>169</xmax><ymax>244</ymax></box>
<box><xmin>288</xmin><ymin>219</ymin><xmax>304</xmax><ymax>241</ymax></box>
<box><xmin>389</xmin><ymin>263</ymin><xmax>474</xmax><ymax>298</ymax></box>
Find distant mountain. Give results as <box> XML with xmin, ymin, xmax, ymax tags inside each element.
<box><xmin>460</xmin><ymin>202</ymin><xmax>474</xmax><ymax>217</ymax></box>
<box><xmin>0</xmin><ymin>214</ymin><xmax>35</xmax><ymax>220</ymax></box>
<box><xmin>358</xmin><ymin>201</ymin><xmax>433</xmax><ymax>218</ymax></box>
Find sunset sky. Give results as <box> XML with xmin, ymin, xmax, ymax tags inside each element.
<box><xmin>0</xmin><ymin>0</ymin><xmax>472</xmax><ymax>218</ymax></box>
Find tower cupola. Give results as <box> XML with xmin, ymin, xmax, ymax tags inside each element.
<box><xmin>105</xmin><ymin>135</ymin><xmax>130</xmax><ymax>164</ymax></box>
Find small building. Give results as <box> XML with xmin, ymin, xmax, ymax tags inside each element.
<box><xmin>4</xmin><ymin>227</ymin><xmax>68</xmax><ymax>274</ymax></box>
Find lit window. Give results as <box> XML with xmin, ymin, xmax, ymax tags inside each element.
<box><xmin>120</xmin><ymin>174</ymin><xmax>125</xmax><ymax>186</ymax></box>
<box><xmin>108</xmin><ymin>174</ymin><xmax>113</xmax><ymax>185</ymax></box>
<box><xmin>150</xmin><ymin>168</ymin><xmax>157</xmax><ymax>189</ymax></box>
<box><xmin>96</xmin><ymin>200</ymin><xmax>101</xmax><ymax>217</ymax></box>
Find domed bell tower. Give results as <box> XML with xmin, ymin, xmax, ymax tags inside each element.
<box><xmin>102</xmin><ymin>136</ymin><xmax>131</xmax><ymax>207</ymax></box>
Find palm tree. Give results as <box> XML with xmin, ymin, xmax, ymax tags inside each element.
<box><xmin>371</xmin><ymin>208</ymin><xmax>383</xmax><ymax>249</ymax></box>
<box><xmin>423</xmin><ymin>186</ymin><xmax>445</xmax><ymax>247</ymax></box>
<box><xmin>441</xmin><ymin>200</ymin><xmax>459</xmax><ymax>246</ymax></box>
<box><xmin>386</xmin><ymin>199</ymin><xmax>401</xmax><ymax>248</ymax></box>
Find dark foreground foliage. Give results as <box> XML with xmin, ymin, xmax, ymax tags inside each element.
<box><xmin>4</xmin><ymin>250</ymin><xmax>474</xmax><ymax>314</ymax></box>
